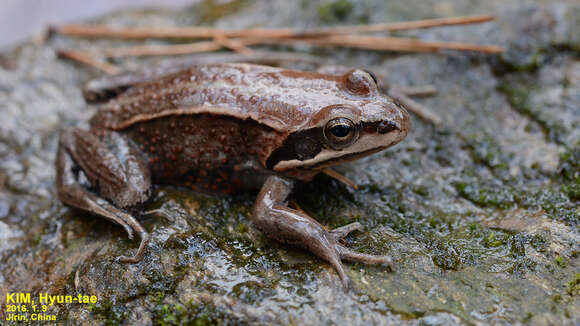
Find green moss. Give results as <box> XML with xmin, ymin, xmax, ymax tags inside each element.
<box><xmin>522</xmin><ymin>312</ymin><xmax>534</xmax><ymax>323</ymax></box>
<box><xmin>431</xmin><ymin>242</ymin><xmax>461</xmax><ymax>270</ymax></box>
<box><xmin>559</xmin><ymin>147</ymin><xmax>580</xmax><ymax>201</ymax></box>
<box><xmin>462</xmin><ymin>134</ymin><xmax>511</xmax><ymax>177</ymax></box>
<box><xmin>566</xmin><ymin>274</ymin><xmax>580</xmax><ymax>296</ymax></box>
<box><xmin>497</xmin><ymin>82</ymin><xmax>533</xmax><ymax>113</ymax></box>
<box><xmin>152</xmin><ymin>301</ymin><xmax>245</xmax><ymax>326</ymax></box>
<box><xmin>507</xmin><ymin>257</ymin><xmax>537</xmax><ymax>275</ymax></box>
<box><xmin>237</xmin><ymin>222</ymin><xmax>249</xmax><ymax>233</ymax></box>
<box><xmin>317</xmin><ymin>0</ymin><xmax>353</xmax><ymax>23</ymax></box>
<box><xmin>483</xmin><ymin>232</ymin><xmax>506</xmax><ymax>248</ymax></box>
<box><xmin>151</xmin><ymin>291</ymin><xmax>167</xmax><ymax>305</ymax></box>
<box><xmin>497</xmin><ymin>53</ymin><xmax>542</xmax><ymax>73</ymax></box>
<box><xmin>530</xmin><ymin>234</ymin><xmax>548</xmax><ymax>252</ymax></box>
<box><xmin>88</xmin><ymin>300</ymin><xmax>125</xmax><ymax>326</ymax></box>
<box><xmin>498</xmin><ymin>82</ymin><xmax>570</xmax><ymax>144</ymax></box>
<box><xmin>468</xmin><ymin>222</ymin><xmax>480</xmax><ymax>232</ymax></box>
<box><xmin>454</xmin><ymin>181</ymin><xmax>515</xmax><ymax>209</ymax></box>
<box><xmin>559</xmin><ymin>148</ymin><xmax>580</xmax><ymax>180</ymax></box>
<box><xmin>513</xmin><ymin>186</ymin><xmax>579</xmax><ymax>228</ymax></box>
<box><xmin>196</xmin><ymin>0</ymin><xmax>249</xmax><ymax>24</ymax></box>
<box><xmin>539</xmin><ymin>196</ymin><xmax>579</xmax><ymax>228</ymax></box>
<box><xmin>155</xmin><ymin>304</ymin><xmax>188</xmax><ymax>326</ymax></box>
<box><xmin>508</xmin><ymin>234</ymin><xmax>526</xmax><ymax>257</ymax></box>
<box><xmin>562</xmin><ymin>183</ymin><xmax>580</xmax><ymax>201</ymax></box>
<box><xmin>412</xmin><ymin>185</ymin><xmax>429</xmax><ymax>197</ymax></box>
<box><xmin>555</xmin><ymin>256</ymin><xmax>568</xmax><ymax>268</ymax></box>
<box><xmin>232</xmin><ymin>280</ymin><xmax>270</xmax><ymax>304</ymax></box>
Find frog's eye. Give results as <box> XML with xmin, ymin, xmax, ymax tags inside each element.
<box><xmin>324</xmin><ymin>117</ymin><xmax>358</xmax><ymax>149</ymax></box>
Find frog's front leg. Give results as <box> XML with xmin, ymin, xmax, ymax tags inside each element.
<box><xmin>253</xmin><ymin>175</ymin><xmax>394</xmax><ymax>288</ymax></box>
<box><xmin>56</xmin><ymin>128</ymin><xmax>152</xmax><ymax>263</ymax></box>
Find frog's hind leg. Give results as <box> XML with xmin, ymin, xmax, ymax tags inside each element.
<box><xmin>253</xmin><ymin>175</ymin><xmax>395</xmax><ymax>288</ymax></box>
<box><xmin>56</xmin><ymin>128</ymin><xmax>152</xmax><ymax>263</ymax></box>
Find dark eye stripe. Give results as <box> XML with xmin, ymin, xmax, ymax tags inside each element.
<box><xmin>265</xmin><ymin>127</ymin><xmax>322</xmax><ymax>169</ymax></box>
<box><xmin>362</xmin><ymin>121</ymin><xmax>400</xmax><ymax>134</ymax></box>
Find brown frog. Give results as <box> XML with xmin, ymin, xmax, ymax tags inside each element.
<box><xmin>56</xmin><ymin>63</ymin><xmax>410</xmax><ymax>287</ymax></box>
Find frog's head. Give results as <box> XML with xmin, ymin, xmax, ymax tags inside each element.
<box><xmin>267</xmin><ymin>69</ymin><xmax>410</xmax><ymax>180</ymax></box>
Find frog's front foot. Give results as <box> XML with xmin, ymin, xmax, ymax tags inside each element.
<box><xmin>117</xmin><ymin>220</ymin><xmax>151</xmax><ymax>263</ymax></box>
<box><xmin>253</xmin><ymin>176</ymin><xmax>395</xmax><ymax>288</ymax></box>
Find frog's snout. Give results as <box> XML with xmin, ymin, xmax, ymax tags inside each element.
<box><xmin>359</xmin><ymin>100</ymin><xmax>411</xmax><ymax>147</ymax></box>
<box><xmin>394</xmin><ymin>106</ymin><xmax>411</xmax><ymax>139</ymax></box>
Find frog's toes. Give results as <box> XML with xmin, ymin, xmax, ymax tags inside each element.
<box><xmin>118</xmin><ymin>255</ymin><xmax>141</xmax><ymax>264</ymax></box>
<box><xmin>121</xmin><ymin>219</ymin><xmax>135</xmax><ymax>239</ymax></box>
<box><xmin>118</xmin><ymin>230</ymin><xmax>151</xmax><ymax>264</ymax></box>
<box><xmin>330</xmin><ymin>222</ymin><xmax>362</xmax><ymax>241</ymax></box>
<box><xmin>337</xmin><ymin>244</ymin><xmax>395</xmax><ymax>271</ymax></box>
<box><xmin>330</xmin><ymin>223</ymin><xmax>395</xmax><ymax>271</ymax></box>
<box><xmin>324</xmin><ymin>253</ymin><xmax>351</xmax><ymax>288</ymax></box>
<box><xmin>142</xmin><ymin>208</ymin><xmax>173</xmax><ymax>221</ymax></box>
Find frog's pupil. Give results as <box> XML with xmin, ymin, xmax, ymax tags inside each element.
<box><xmin>331</xmin><ymin>124</ymin><xmax>351</xmax><ymax>138</ymax></box>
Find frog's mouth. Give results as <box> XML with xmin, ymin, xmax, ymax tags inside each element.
<box><xmin>309</xmin><ymin>145</ymin><xmax>389</xmax><ymax>169</ymax></box>
<box><xmin>273</xmin><ymin>144</ymin><xmax>387</xmax><ymax>172</ymax></box>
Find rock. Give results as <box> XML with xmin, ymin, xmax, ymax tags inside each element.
<box><xmin>0</xmin><ymin>1</ymin><xmax>578</xmax><ymax>325</ymax></box>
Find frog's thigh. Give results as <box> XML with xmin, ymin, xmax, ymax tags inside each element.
<box><xmin>63</xmin><ymin>129</ymin><xmax>151</xmax><ymax>208</ymax></box>
<box><xmin>253</xmin><ymin>176</ymin><xmax>394</xmax><ymax>288</ymax></box>
<box><xmin>57</xmin><ymin>128</ymin><xmax>151</xmax><ymax>262</ymax></box>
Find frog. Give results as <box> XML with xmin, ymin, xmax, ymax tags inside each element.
<box><xmin>56</xmin><ymin>63</ymin><xmax>410</xmax><ymax>287</ymax></box>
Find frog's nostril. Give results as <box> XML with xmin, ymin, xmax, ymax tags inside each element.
<box><xmin>377</xmin><ymin>120</ymin><xmax>400</xmax><ymax>134</ymax></box>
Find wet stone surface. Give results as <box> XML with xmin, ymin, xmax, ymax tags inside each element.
<box><xmin>0</xmin><ymin>0</ymin><xmax>579</xmax><ymax>325</ymax></box>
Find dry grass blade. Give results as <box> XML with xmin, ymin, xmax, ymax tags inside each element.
<box><xmin>57</xmin><ymin>49</ymin><xmax>120</xmax><ymax>74</ymax></box>
<box><xmin>98</xmin><ymin>41</ymin><xmax>222</xmax><ymax>57</ymax></box>
<box><xmin>92</xmin><ymin>39</ymin><xmax>269</xmax><ymax>57</ymax></box>
<box><xmin>322</xmin><ymin>169</ymin><xmax>359</xmax><ymax>190</ymax></box>
<box><xmin>388</xmin><ymin>87</ymin><xmax>443</xmax><ymax>126</ymax></box>
<box><xmin>55</xmin><ymin>24</ymin><xmax>221</xmax><ymax>39</ymax></box>
<box><xmin>395</xmin><ymin>85</ymin><xmax>438</xmax><ymax>97</ymax></box>
<box><xmin>74</xmin><ymin>34</ymin><xmax>503</xmax><ymax>59</ymax></box>
<box><xmin>54</xmin><ymin>15</ymin><xmax>496</xmax><ymax>40</ymax></box>
<box><xmin>54</xmin><ymin>15</ymin><xmax>504</xmax><ymax>71</ymax></box>
<box><xmin>303</xmin><ymin>15</ymin><xmax>495</xmax><ymax>35</ymax></box>
<box><xmin>213</xmin><ymin>33</ymin><xmax>254</xmax><ymax>55</ymax></box>
<box><xmin>257</xmin><ymin>35</ymin><xmax>505</xmax><ymax>53</ymax></box>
